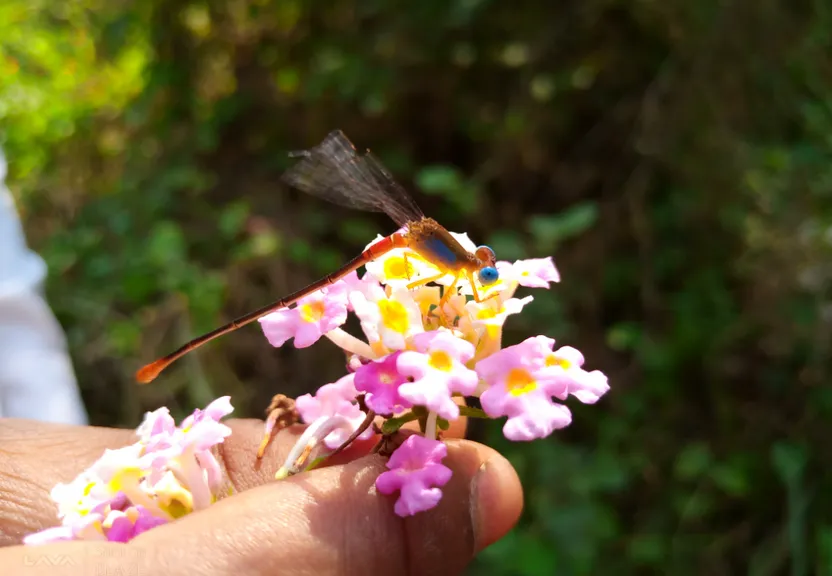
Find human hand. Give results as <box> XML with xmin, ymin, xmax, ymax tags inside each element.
<box><xmin>0</xmin><ymin>417</ymin><xmax>522</xmax><ymax>575</ymax></box>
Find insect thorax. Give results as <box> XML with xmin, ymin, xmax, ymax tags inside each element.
<box><xmin>405</xmin><ymin>219</ymin><xmax>478</xmax><ymax>271</ymax></box>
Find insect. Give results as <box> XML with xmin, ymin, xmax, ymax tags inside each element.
<box><xmin>136</xmin><ymin>130</ymin><xmax>500</xmax><ymax>384</ymax></box>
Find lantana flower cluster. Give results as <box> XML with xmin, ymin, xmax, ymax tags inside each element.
<box><xmin>24</xmin><ymin>397</ymin><xmax>234</xmax><ymax>544</ymax></box>
<box><xmin>260</xmin><ymin>231</ymin><xmax>609</xmax><ymax>516</ymax></box>
<box><xmin>24</xmin><ymin>228</ymin><xmax>609</xmax><ymax>545</ymax></box>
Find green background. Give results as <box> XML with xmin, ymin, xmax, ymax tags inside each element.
<box><xmin>2</xmin><ymin>1</ymin><xmax>830</xmax><ymax>574</ymax></box>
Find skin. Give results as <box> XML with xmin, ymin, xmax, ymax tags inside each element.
<box><xmin>0</xmin><ymin>414</ymin><xmax>523</xmax><ymax>576</ymax></box>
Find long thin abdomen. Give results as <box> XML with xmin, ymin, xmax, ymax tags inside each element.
<box><xmin>136</xmin><ymin>232</ymin><xmax>405</xmax><ymax>383</ymax></box>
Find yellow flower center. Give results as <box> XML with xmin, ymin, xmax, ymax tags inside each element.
<box><xmin>383</xmin><ymin>256</ymin><xmax>415</xmax><ymax>280</ymax></box>
<box><xmin>379</xmin><ymin>369</ymin><xmax>398</xmax><ymax>385</ymax></box>
<box><xmin>506</xmin><ymin>368</ymin><xmax>537</xmax><ymax>396</ymax></box>
<box><xmin>155</xmin><ymin>470</ymin><xmax>195</xmax><ymax>518</ymax></box>
<box><xmin>107</xmin><ymin>466</ymin><xmax>143</xmax><ymax>494</ymax></box>
<box><xmin>299</xmin><ymin>300</ymin><xmax>326</xmax><ymax>323</ymax></box>
<box><xmin>476</xmin><ymin>308</ymin><xmax>498</xmax><ymax>320</ymax></box>
<box><xmin>428</xmin><ymin>350</ymin><xmax>453</xmax><ymax>372</ymax></box>
<box><xmin>379</xmin><ymin>299</ymin><xmax>409</xmax><ymax>333</ymax></box>
<box><xmin>545</xmin><ymin>354</ymin><xmax>572</xmax><ymax>370</ymax></box>
<box><xmin>165</xmin><ymin>499</ymin><xmax>191</xmax><ymax>519</ymax></box>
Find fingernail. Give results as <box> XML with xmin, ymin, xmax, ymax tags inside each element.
<box><xmin>470</xmin><ymin>455</ymin><xmax>522</xmax><ymax>552</ymax></box>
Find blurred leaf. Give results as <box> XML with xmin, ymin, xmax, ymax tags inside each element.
<box><xmin>771</xmin><ymin>442</ymin><xmax>808</xmax><ymax>487</ymax></box>
<box><xmin>288</xmin><ymin>238</ymin><xmax>312</xmax><ymax>263</ymax></box>
<box><xmin>486</xmin><ymin>229</ymin><xmax>527</xmax><ymax>261</ymax></box>
<box><xmin>606</xmin><ymin>322</ymin><xmax>642</xmax><ymax>351</ymax></box>
<box><xmin>147</xmin><ymin>221</ymin><xmax>186</xmax><ymax>266</ymax></box>
<box><xmin>415</xmin><ymin>164</ymin><xmax>478</xmax><ymax>214</ymax></box>
<box><xmin>674</xmin><ymin>442</ymin><xmax>713</xmax><ymax>481</ymax></box>
<box><xmin>817</xmin><ymin>526</ymin><xmax>832</xmax><ymax>576</ymax></box>
<box><xmin>627</xmin><ymin>533</ymin><xmax>666</xmax><ymax>565</ymax></box>
<box><xmin>416</xmin><ymin>164</ymin><xmax>464</xmax><ymax>195</ymax></box>
<box><xmin>106</xmin><ymin>319</ymin><xmax>142</xmax><ymax>356</ymax></box>
<box><xmin>527</xmin><ymin>202</ymin><xmax>598</xmax><ymax>250</ymax></box>
<box><xmin>772</xmin><ymin>442</ymin><xmax>810</xmax><ymax>576</ymax></box>
<box><xmin>709</xmin><ymin>462</ymin><xmax>750</xmax><ymax>497</ymax></box>
<box><xmin>218</xmin><ymin>201</ymin><xmax>250</xmax><ymax>238</ymax></box>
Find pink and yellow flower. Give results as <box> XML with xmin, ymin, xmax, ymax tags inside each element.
<box><xmin>375</xmin><ymin>434</ymin><xmax>453</xmax><ymax>517</ymax></box>
<box><xmin>24</xmin><ymin>398</ymin><xmax>235</xmax><ymax>545</ymax></box>
<box><xmin>259</xmin><ymin>282</ymin><xmax>350</xmax><ymax>348</ymax></box>
<box><xmin>353</xmin><ymin>351</ymin><xmax>412</xmax><ymax>415</ymax></box>
<box><xmin>397</xmin><ymin>330</ymin><xmax>479</xmax><ymax>421</ymax></box>
<box><xmin>475</xmin><ymin>336</ymin><xmax>574</xmax><ymax>441</ymax></box>
<box><xmin>295</xmin><ymin>373</ymin><xmax>373</xmax><ymax>449</ymax></box>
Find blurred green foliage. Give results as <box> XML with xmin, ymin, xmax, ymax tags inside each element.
<box><xmin>2</xmin><ymin>0</ymin><xmax>832</xmax><ymax>573</ymax></box>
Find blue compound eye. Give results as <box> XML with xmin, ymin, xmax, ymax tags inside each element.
<box><xmin>478</xmin><ymin>266</ymin><xmax>499</xmax><ymax>285</ymax></box>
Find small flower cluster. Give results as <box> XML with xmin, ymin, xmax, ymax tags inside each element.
<box><xmin>24</xmin><ymin>398</ymin><xmax>234</xmax><ymax>545</ymax></box>
<box><xmin>23</xmin><ymin>228</ymin><xmax>609</xmax><ymax>545</ymax></box>
<box><xmin>259</xmin><ymin>231</ymin><xmax>609</xmax><ymax>516</ymax></box>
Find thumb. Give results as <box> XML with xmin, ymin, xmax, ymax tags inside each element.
<box><xmin>137</xmin><ymin>439</ymin><xmax>522</xmax><ymax>575</ymax></box>
<box><xmin>1</xmin><ymin>440</ymin><xmax>522</xmax><ymax>576</ymax></box>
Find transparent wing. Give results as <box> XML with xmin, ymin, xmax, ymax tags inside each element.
<box><xmin>280</xmin><ymin>130</ymin><xmax>424</xmax><ymax>227</ymax></box>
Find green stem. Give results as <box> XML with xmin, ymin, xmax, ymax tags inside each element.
<box><xmin>381</xmin><ymin>410</ymin><xmax>421</xmax><ymax>434</ymax></box>
<box><xmin>458</xmin><ymin>405</ymin><xmax>491</xmax><ymax>419</ymax></box>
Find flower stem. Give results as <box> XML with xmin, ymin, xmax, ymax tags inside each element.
<box><xmin>325</xmin><ymin>328</ymin><xmax>376</xmax><ymax>359</ymax></box>
<box><xmin>425</xmin><ymin>412</ymin><xmax>438</xmax><ymax>440</ymax></box>
<box><xmin>458</xmin><ymin>405</ymin><xmax>491</xmax><ymax>419</ymax></box>
<box><xmin>380</xmin><ymin>410</ymin><xmax>421</xmax><ymax>434</ymax></box>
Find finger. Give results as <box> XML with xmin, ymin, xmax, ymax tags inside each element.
<box><xmin>0</xmin><ymin>419</ymin><xmax>135</xmax><ymax>547</ymax></box>
<box><xmin>0</xmin><ymin>419</ymin><xmax>309</xmax><ymax>545</ymax></box>
<box><xmin>0</xmin><ymin>441</ymin><xmax>521</xmax><ymax>575</ymax></box>
<box><xmin>0</xmin><ymin>405</ymin><xmax>471</xmax><ymax>547</ymax></box>
<box><xmin>134</xmin><ymin>439</ymin><xmax>523</xmax><ymax>576</ymax></box>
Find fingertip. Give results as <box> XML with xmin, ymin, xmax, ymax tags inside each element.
<box><xmin>469</xmin><ymin>450</ymin><xmax>523</xmax><ymax>552</ymax></box>
<box><xmin>398</xmin><ymin>439</ymin><xmax>521</xmax><ymax>575</ymax></box>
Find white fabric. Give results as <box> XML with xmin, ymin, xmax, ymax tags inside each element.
<box><xmin>0</xmin><ymin>149</ymin><xmax>88</xmax><ymax>424</ymax></box>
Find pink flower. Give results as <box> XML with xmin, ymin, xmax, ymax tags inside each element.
<box><xmin>340</xmin><ymin>270</ymin><xmax>386</xmax><ymax>307</ymax></box>
<box><xmin>102</xmin><ymin>506</ymin><xmax>167</xmax><ymax>543</ymax></box>
<box><xmin>258</xmin><ymin>284</ymin><xmax>349</xmax><ymax>348</ymax></box>
<box><xmin>498</xmin><ymin>257</ymin><xmax>560</xmax><ymax>288</ymax></box>
<box><xmin>375</xmin><ymin>435</ymin><xmax>453</xmax><ymax>517</ymax></box>
<box><xmin>136</xmin><ymin>407</ymin><xmax>177</xmax><ymax>444</ymax></box>
<box><xmin>475</xmin><ymin>336</ymin><xmax>573</xmax><ymax>441</ymax></box>
<box><xmin>24</xmin><ymin>398</ymin><xmax>235</xmax><ymax>545</ymax></box>
<box><xmin>350</xmin><ymin>286</ymin><xmax>424</xmax><ymax>352</ymax></box>
<box><xmin>543</xmin><ymin>345</ymin><xmax>610</xmax><ymax>404</ymax></box>
<box><xmin>181</xmin><ymin>395</ymin><xmax>235</xmax><ymax>428</ymax></box>
<box><xmin>295</xmin><ymin>374</ymin><xmax>372</xmax><ymax>449</ymax></box>
<box><xmin>397</xmin><ymin>330</ymin><xmax>479</xmax><ymax>420</ymax></box>
<box><xmin>354</xmin><ymin>351</ymin><xmax>412</xmax><ymax>415</ymax></box>
<box><xmin>138</xmin><ymin>397</ymin><xmax>234</xmax><ymax>506</ymax></box>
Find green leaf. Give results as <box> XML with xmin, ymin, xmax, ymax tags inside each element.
<box><xmin>486</xmin><ymin>230</ymin><xmax>527</xmax><ymax>261</ymax></box>
<box><xmin>416</xmin><ymin>164</ymin><xmax>464</xmax><ymax>195</ymax></box>
<box><xmin>527</xmin><ymin>202</ymin><xmax>599</xmax><ymax>249</ymax></box>
<box><xmin>218</xmin><ymin>200</ymin><xmax>250</xmax><ymax>237</ymax></box>
<box><xmin>709</xmin><ymin>463</ymin><xmax>749</xmax><ymax>497</ymax></box>
<box><xmin>147</xmin><ymin>221</ymin><xmax>186</xmax><ymax>265</ymax></box>
<box><xmin>606</xmin><ymin>322</ymin><xmax>643</xmax><ymax>351</ymax></box>
<box><xmin>771</xmin><ymin>442</ymin><xmax>808</xmax><ymax>487</ymax></box>
<box><xmin>674</xmin><ymin>442</ymin><xmax>713</xmax><ymax>481</ymax></box>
